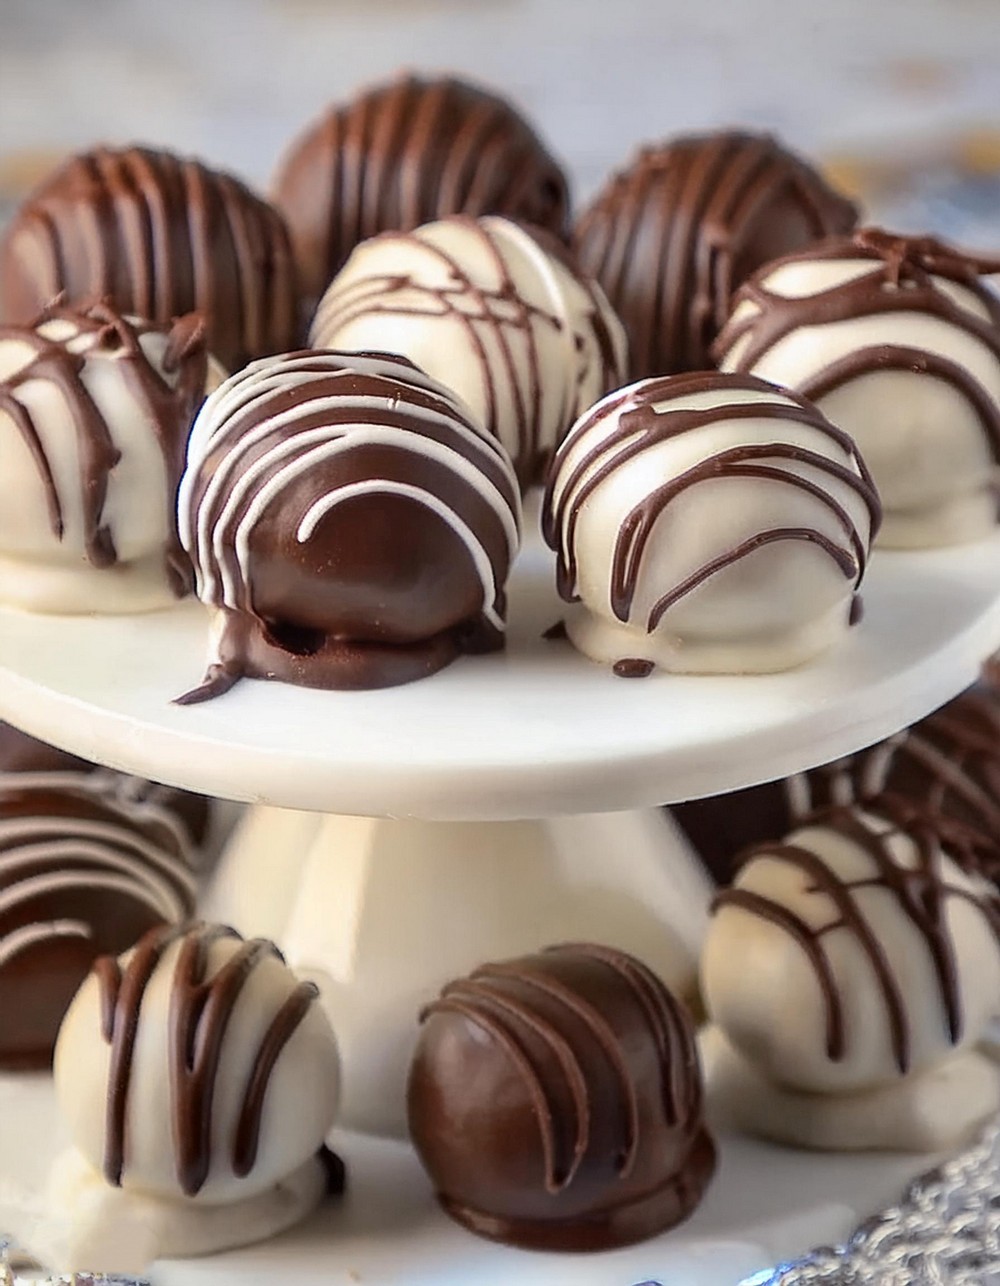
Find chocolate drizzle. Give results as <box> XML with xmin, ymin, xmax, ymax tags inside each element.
<box><xmin>0</xmin><ymin>301</ymin><xmax>208</xmax><ymax>592</ymax></box>
<box><xmin>273</xmin><ymin>75</ymin><xmax>569</xmax><ymax>304</ymax></box>
<box><xmin>421</xmin><ymin>944</ymin><xmax>701</xmax><ymax>1192</ymax></box>
<box><xmin>543</xmin><ymin>371</ymin><xmax>881</xmax><ymax>627</ymax></box>
<box><xmin>575</xmin><ymin>132</ymin><xmax>857</xmax><ymax>377</ymax></box>
<box><xmin>0</xmin><ymin>146</ymin><xmax>298</xmax><ymax>371</ymax></box>
<box><xmin>715</xmin><ymin>228</ymin><xmax>1000</xmax><ymax>462</ymax></box>
<box><xmin>409</xmin><ymin>942</ymin><xmax>713</xmax><ymax>1250</ymax></box>
<box><xmin>0</xmin><ymin>768</ymin><xmax>199</xmax><ymax>1070</ymax></box>
<box><xmin>177</xmin><ymin>349</ymin><xmax>520</xmax><ymax>699</ymax></box>
<box><xmin>310</xmin><ymin>217</ymin><xmax>626</xmax><ymax>485</ymax></box>
<box><xmin>713</xmin><ymin>808</ymin><xmax>1000</xmax><ymax>1073</ymax></box>
<box><xmin>801</xmin><ymin>684</ymin><xmax>1000</xmax><ymax>882</ymax></box>
<box><xmin>96</xmin><ymin>924</ymin><xmax>320</xmax><ymax>1196</ymax></box>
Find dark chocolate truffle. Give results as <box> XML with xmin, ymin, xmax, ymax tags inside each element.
<box><xmin>673</xmin><ymin>677</ymin><xmax>1000</xmax><ymax>885</ymax></box>
<box><xmin>0</xmin><ymin>146</ymin><xmax>299</xmax><ymax>371</ymax></box>
<box><xmin>0</xmin><ymin>758</ymin><xmax>201</xmax><ymax>1070</ymax></box>
<box><xmin>272</xmin><ymin>74</ymin><xmax>569</xmax><ymax>306</ymax></box>
<box><xmin>408</xmin><ymin>944</ymin><xmax>714</xmax><ymax>1252</ymax></box>
<box><xmin>177</xmin><ymin>349</ymin><xmax>521</xmax><ymax>701</ymax></box>
<box><xmin>574</xmin><ymin>132</ymin><xmax>858</xmax><ymax>378</ymax></box>
<box><xmin>0</xmin><ymin>721</ymin><xmax>212</xmax><ymax>845</ymax></box>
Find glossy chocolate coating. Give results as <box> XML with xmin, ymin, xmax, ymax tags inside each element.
<box><xmin>0</xmin><ymin>721</ymin><xmax>211</xmax><ymax>844</ymax></box>
<box><xmin>177</xmin><ymin>350</ymin><xmax>521</xmax><ymax>701</ymax></box>
<box><xmin>674</xmin><ymin>677</ymin><xmax>1000</xmax><ymax>885</ymax></box>
<box><xmin>0</xmin><ymin>764</ymin><xmax>199</xmax><ymax>1070</ymax></box>
<box><xmin>272</xmin><ymin>74</ymin><xmax>569</xmax><ymax>306</ymax></box>
<box><xmin>408</xmin><ymin>944</ymin><xmax>714</xmax><ymax>1251</ymax></box>
<box><xmin>0</xmin><ymin>146</ymin><xmax>298</xmax><ymax>371</ymax></box>
<box><xmin>574</xmin><ymin>132</ymin><xmax>857</xmax><ymax>378</ymax></box>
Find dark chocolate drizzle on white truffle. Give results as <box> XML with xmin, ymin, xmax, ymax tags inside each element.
<box><xmin>543</xmin><ymin>371</ymin><xmax>881</xmax><ymax>628</ymax></box>
<box><xmin>96</xmin><ymin>924</ymin><xmax>320</xmax><ymax>1196</ymax></box>
<box><xmin>713</xmin><ymin>807</ymin><xmax>1000</xmax><ymax>1074</ymax></box>
<box><xmin>714</xmin><ymin>229</ymin><xmax>1000</xmax><ymax>461</ymax></box>
<box><xmin>310</xmin><ymin>218</ymin><xmax>624</xmax><ymax>483</ymax></box>
<box><xmin>0</xmin><ymin>301</ymin><xmax>208</xmax><ymax>594</ymax></box>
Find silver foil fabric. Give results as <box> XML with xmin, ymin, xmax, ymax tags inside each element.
<box><xmin>740</xmin><ymin>1122</ymin><xmax>1000</xmax><ymax>1286</ymax></box>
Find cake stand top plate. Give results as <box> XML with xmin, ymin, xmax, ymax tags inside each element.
<box><xmin>1</xmin><ymin>514</ymin><xmax>999</xmax><ymax>820</ymax></box>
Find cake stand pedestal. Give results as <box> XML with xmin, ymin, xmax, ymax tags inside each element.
<box><xmin>3</xmin><ymin>520</ymin><xmax>1000</xmax><ymax>1276</ymax></box>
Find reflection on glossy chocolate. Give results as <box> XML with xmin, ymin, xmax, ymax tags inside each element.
<box><xmin>272</xmin><ymin>74</ymin><xmax>569</xmax><ymax>305</ymax></box>
<box><xmin>408</xmin><ymin>944</ymin><xmax>714</xmax><ymax>1251</ymax></box>
<box><xmin>575</xmin><ymin>132</ymin><xmax>857</xmax><ymax>378</ymax></box>
<box><xmin>177</xmin><ymin>349</ymin><xmax>521</xmax><ymax>701</ymax></box>
<box><xmin>0</xmin><ymin>146</ymin><xmax>298</xmax><ymax>371</ymax></box>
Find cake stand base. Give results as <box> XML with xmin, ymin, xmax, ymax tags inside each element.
<box><xmin>0</xmin><ymin>1071</ymin><xmax>937</xmax><ymax>1286</ymax></box>
<box><xmin>203</xmin><ymin>805</ymin><xmax>712</xmax><ymax>1136</ymax></box>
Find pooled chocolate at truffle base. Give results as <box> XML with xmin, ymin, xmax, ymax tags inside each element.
<box><xmin>177</xmin><ymin>349</ymin><xmax>521</xmax><ymax>700</ymax></box>
<box><xmin>574</xmin><ymin>132</ymin><xmax>857</xmax><ymax>378</ymax></box>
<box><xmin>0</xmin><ymin>146</ymin><xmax>298</xmax><ymax>371</ymax></box>
<box><xmin>673</xmin><ymin>678</ymin><xmax>1000</xmax><ymax>886</ymax></box>
<box><xmin>407</xmin><ymin>944</ymin><xmax>714</xmax><ymax>1252</ymax></box>
<box><xmin>272</xmin><ymin>74</ymin><xmax>570</xmax><ymax>306</ymax></box>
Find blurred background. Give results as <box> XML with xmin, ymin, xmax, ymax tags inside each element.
<box><xmin>3</xmin><ymin>0</ymin><xmax>1000</xmax><ymax>240</ymax></box>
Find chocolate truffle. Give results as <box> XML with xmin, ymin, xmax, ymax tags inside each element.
<box><xmin>0</xmin><ymin>146</ymin><xmax>298</xmax><ymax>371</ymax></box>
<box><xmin>272</xmin><ymin>74</ymin><xmax>569</xmax><ymax>307</ymax></box>
<box><xmin>0</xmin><ymin>720</ymin><xmax>212</xmax><ymax>847</ymax></box>
<box><xmin>46</xmin><ymin>924</ymin><xmax>340</xmax><ymax>1270</ymax></box>
<box><xmin>574</xmin><ymin>132</ymin><xmax>858</xmax><ymax>379</ymax></box>
<box><xmin>178</xmin><ymin>349</ymin><xmax>521</xmax><ymax>700</ymax></box>
<box><xmin>0</xmin><ymin>763</ymin><xmax>201</xmax><ymax>1070</ymax></box>
<box><xmin>310</xmin><ymin>216</ymin><xmax>627</xmax><ymax>485</ymax></box>
<box><xmin>702</xmin><ymin>807</ymin><xmax>1000</xmax><ymax>1151</ymax></box>
<box><xmin>715</xmin><ymin>228</ymin><xmax>1000</xmax><ymax>547</ymax></box>
<box><xmin>543</xmin><ymin>371</ymin><xmax>880</xmax><ymax>675</ymax></box>
<box><xmin>408</xmin><ymin>944</ymin><xmax>714</xmax><ymax>1252</ymax></box>
<box><xmin>0</xmin><ymin>301</ymin><xmax>220</xmax><ymax>613</ymax></box>
<box><xmin>673</xmin><ymin>678</ymin><xmax>1000</xmax><ymax>885</ymax></box>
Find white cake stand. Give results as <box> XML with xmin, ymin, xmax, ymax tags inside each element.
<box><xmin>2</xmin><ymin>515</ymin><xmax>1000</xmax><ymax>1281</ymax></box>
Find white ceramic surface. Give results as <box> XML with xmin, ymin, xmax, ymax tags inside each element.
<box><xmin>2</xmin><ymin>507</ymin><xmax>1000</xmax><ymax>817</ymax></box>
<box><xmin>0</xmin><ymin>1071</ymin><xmax>936</xmax><ymax>1286</ymax></box>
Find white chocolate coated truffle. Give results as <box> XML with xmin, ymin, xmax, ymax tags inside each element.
<box><xmin>702</xmin><ymin>809</ymin><xmax>1000</xmax><ymax>1095</ymax></box>
<box><xmin>715</xmin><ymin>228</ymin><xmax>1000</xmax><ymax>548</ymax></box>
<box><xmin>54</xmin><ymin>924</ymin><xmax>339</xmax><ymax>1206</ymax></box>
<box><xmin>0</xmin><ymin>303</ymin><xmax>223</xmax><ymax>613</ymax></box>
<box><xmin>309</xmin><ymin>215</ymin><xmax>627</xmax><ymax>485</ymax></box>
<box><xmin>543</xmin><ymin>372</ymin><xmax>880</xmax><ymax>675</ymax></box>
